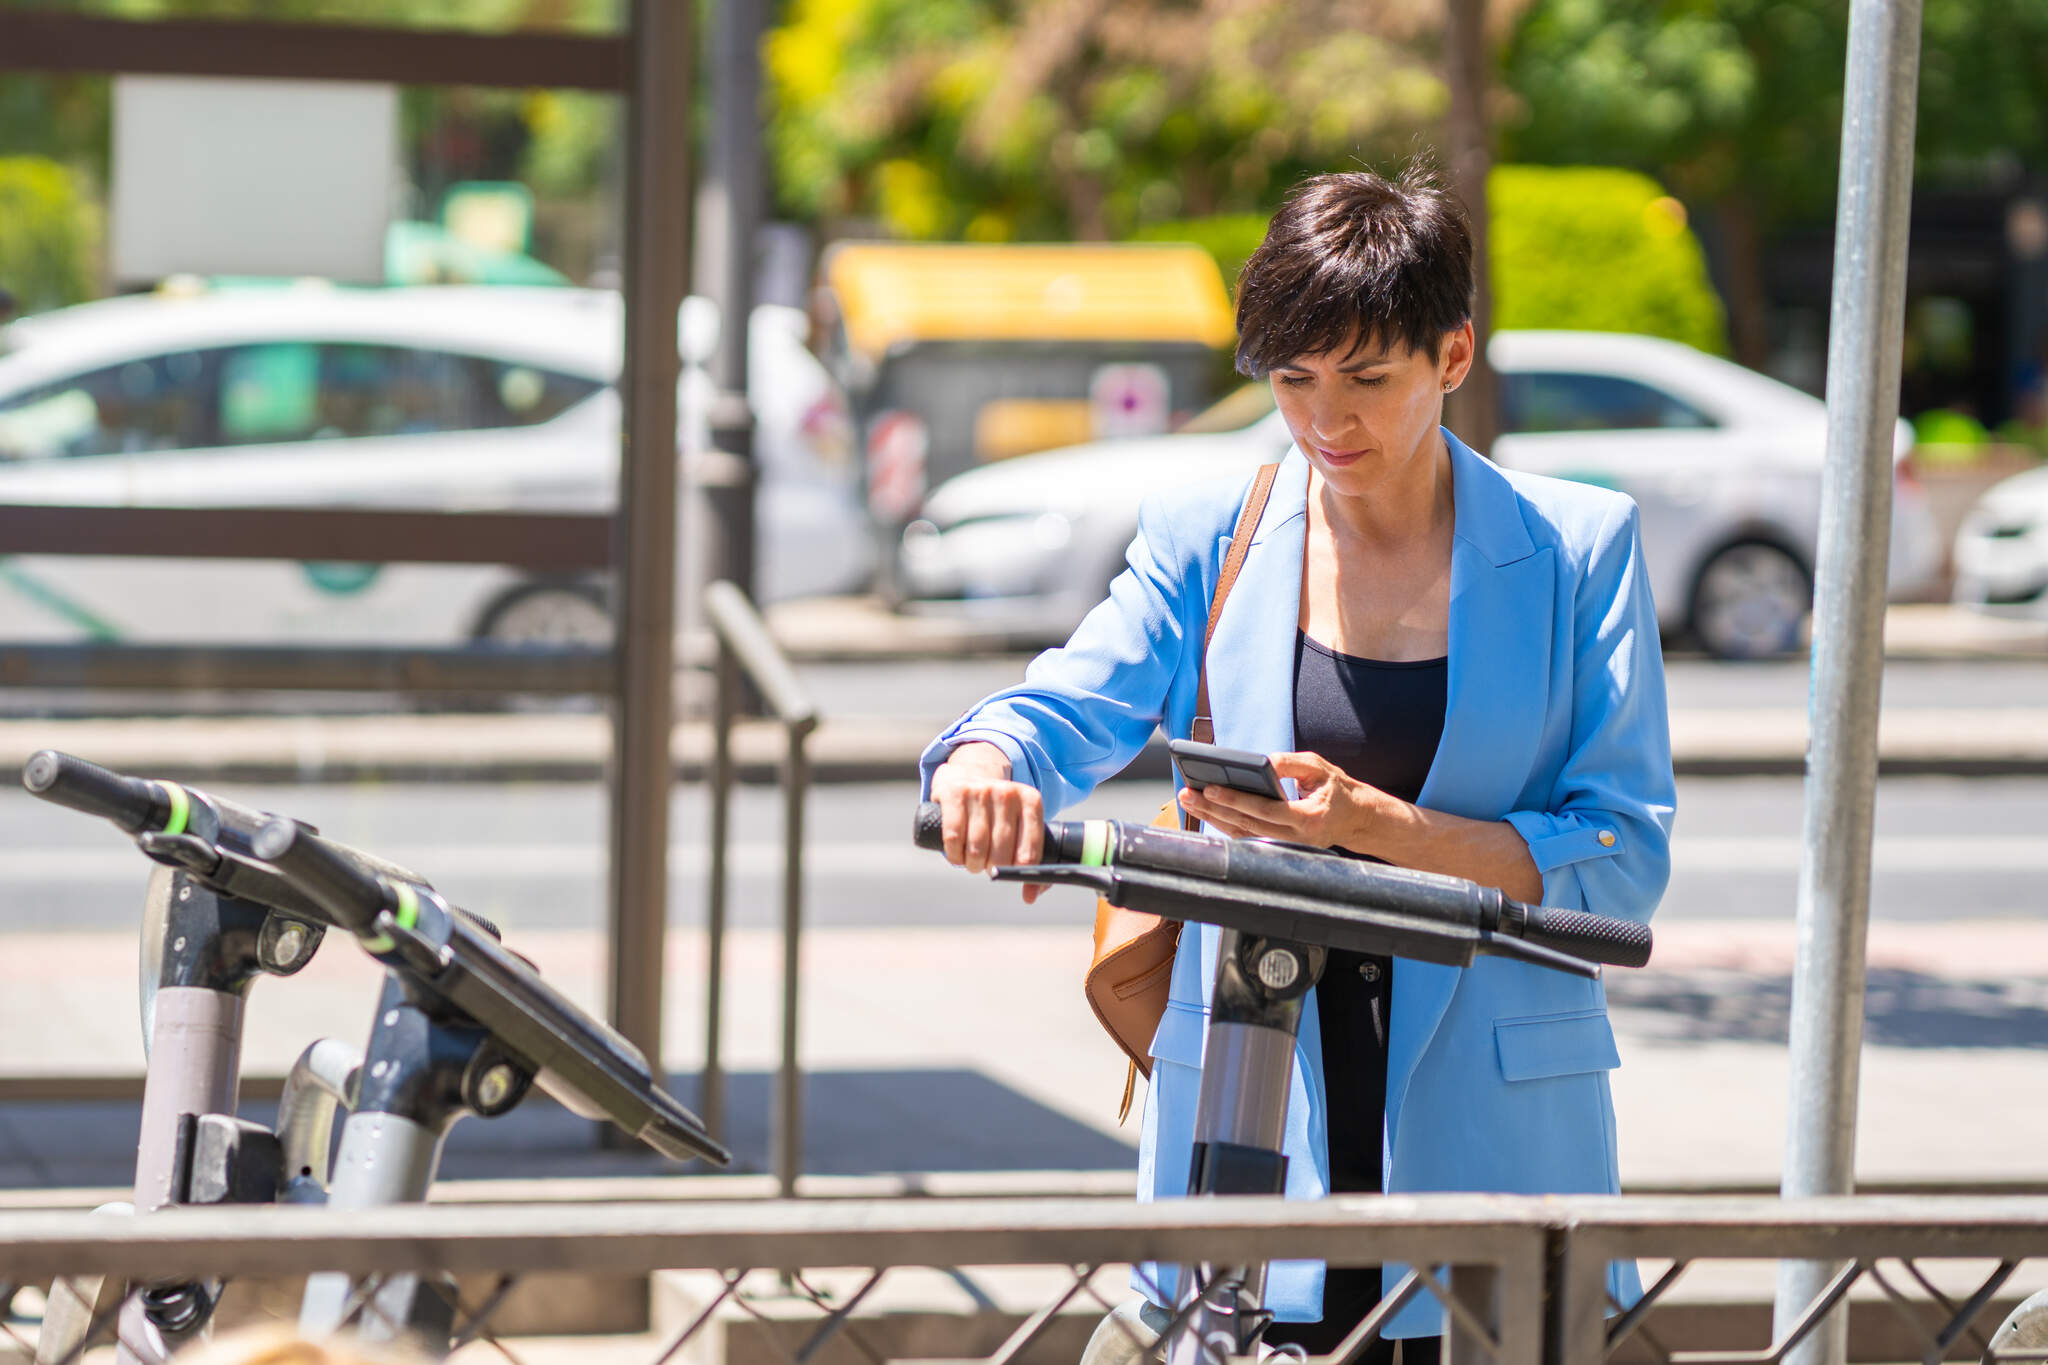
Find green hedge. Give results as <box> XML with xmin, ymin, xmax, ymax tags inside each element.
<box><xmin>1131</xmin><ymin>165</ymin><xmax>1729</xmax><ymax>355</ymax></box>
<box><xmin>1488</xmin><ymin>165</ymin><xmax>1727</xmax><ymax>355</ymax></box>
<box><xmin>0</xmin><ymin>158</ymin><xmax>99</xmax><ymax>316</ymax></box>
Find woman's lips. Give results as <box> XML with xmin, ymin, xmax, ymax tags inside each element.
<box><xmin>1316</xmin><ymin>445</ymin><xmax>1368</xmax><ymax>465</ymax></box>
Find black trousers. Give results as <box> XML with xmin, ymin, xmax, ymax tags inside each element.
<box><xmin>1261</xmin><ymin>949</ymin><xmax>1441</xmax><ymax>1363</ymax></box>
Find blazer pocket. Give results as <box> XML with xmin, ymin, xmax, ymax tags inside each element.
<box><xmin>1149</xmin><ymin>1002</ymin><xmax>1209</xmax><ymax>1068</ymax></box>
<box><xmin>1494</xmin><ymin>1008</ymin><xmax>1621</xmax><ymax>1083</ymax></box>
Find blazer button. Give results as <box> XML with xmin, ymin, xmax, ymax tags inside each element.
<box><xmin>1358</xmin><ymin>961</ymin><xmax>1382</xmax><ymax>983</ymax></box>
<box><xmin>1598</xmin><ymin>830</ymin><xmax>1617</xmax><ymax>847</ymax></box>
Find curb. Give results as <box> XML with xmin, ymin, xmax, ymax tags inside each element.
<box><xmin>4</xmin><ymin>729</ymin><xmax>2047</xmax><ymax>786</ymax></box>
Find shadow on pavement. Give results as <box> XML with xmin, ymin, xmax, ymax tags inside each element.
<box><xmin>1608</xmin><ymin>967</ymin><xmax>2048</xmax><ymax>1048</ymax></box>
<box><xmin>0</xmin><ymin>1067</ymin><xmax>1136</xmax><ymax>1190</ymax></box>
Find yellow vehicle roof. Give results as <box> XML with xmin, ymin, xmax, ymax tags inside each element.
<box><xmin>823</xmin><ymin>242</ymin><xmax>1237</xmax><ymax>360</ymax></box>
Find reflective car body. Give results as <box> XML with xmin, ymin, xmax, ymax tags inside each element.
<box><xmin>897</xmin><ymin>331</ymin><xmax>1942</xmax><ymax>658</ymax></box>
<box><xmin>0</xmin><ymin>286</ymin><xmax>871</xmax><ymax>644</ymax></box>
<box><xmin>1952</xmin><ymin>462</ymin><xmax>2048</xmax><ymax>617</ymax></box>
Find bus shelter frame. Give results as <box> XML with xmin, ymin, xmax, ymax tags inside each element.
<box><xmin>0</xmin><ymin>2</ymin><xmax>691</xmax><ymax>1094</ymax></box>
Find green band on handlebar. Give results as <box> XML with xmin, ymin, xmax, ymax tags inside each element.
<box><xmin>159</xmin><ymin>783</ymin><xmax>189</xmax><ymax>838</ymax></box>
<box><xmin>1080</xmin><ymin>820</ymin><xmax>1111</xmax><ymax>867</ymax></box>
<box><xmin>363</xmin><ymin>882</ymin><xmax>413</xmax><ymax>954</ymax></box>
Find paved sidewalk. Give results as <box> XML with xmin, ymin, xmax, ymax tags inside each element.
<box><xmin>4</xmin><ymin>918</ymin><xmax>2045</xmax><ymax>1203</ymax></box>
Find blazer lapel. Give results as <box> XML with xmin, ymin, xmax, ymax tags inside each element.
<box><xmin>1387</xmin><ymin>431</ymin><xmax>1555</xmax><ymax>1140</ymax></box>
<box><xmin>1205</xmin><ymin>448</ymin><xmax>1309</xmax><ymax>759</ymax></box>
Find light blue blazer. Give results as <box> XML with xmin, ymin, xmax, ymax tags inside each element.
<box><xmin>919</xmin><ymin>431</ymin><xmax>1675</xmax><ymax>1338</ymax></box>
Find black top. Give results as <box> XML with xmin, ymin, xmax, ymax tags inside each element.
<box><xmin>1265</xmin><ymin>630</ymin><xmax>1447</xmax><ymax>1355</ymax></box>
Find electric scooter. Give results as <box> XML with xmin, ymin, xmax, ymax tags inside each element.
<box><xmin>913</xmin><ymin>802</ymin><xmax>1651</xmax><ymax>1361</ymax></box>
<box><xmin>23</xmin><ymin>751</ymin><xmax>729</xmax><ymax>1360</ymax></box>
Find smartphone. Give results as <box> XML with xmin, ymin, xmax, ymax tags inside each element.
<box><xmin>1168</xmin><ymin>739</ymin><xmax>1291</xmax><ymax>801</ymax></box>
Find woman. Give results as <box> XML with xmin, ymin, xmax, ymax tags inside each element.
<box><xmin>921</xmin><ymin>167</ymin><xmax>1674</xmax><ymax>1356</ymax></box>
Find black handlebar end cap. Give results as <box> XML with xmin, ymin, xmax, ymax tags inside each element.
<box><xmin>914</xmin><ymin>801</ymin><xmax>945</xmax><ymax>851</ymax></box>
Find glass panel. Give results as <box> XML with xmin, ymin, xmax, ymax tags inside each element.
<box><xmin>1501</xmin><ymin>371</ymin><xmax>1718</xmax><ymax>434</ymax></box>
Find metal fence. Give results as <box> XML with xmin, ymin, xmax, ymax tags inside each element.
<box><xmin>5</xmin><ymin>1195</ymin><xmax>2048</xmax><ymax>1365</ymax></box>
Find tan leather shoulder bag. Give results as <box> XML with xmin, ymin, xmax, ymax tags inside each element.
<box><xmin>1084</xmin><ymin>461</ymin><xmax>1281</xmax><ymax>1121</ymax></box>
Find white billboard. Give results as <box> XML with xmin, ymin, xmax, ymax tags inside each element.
<box><xmin>111</xmin><ymin>76</ymin><xmax>399</xmax><ymax>286</ymax></box>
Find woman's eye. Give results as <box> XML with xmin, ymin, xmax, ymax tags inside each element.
<box><xmin>1353</xmin><ymin>375</ymin><xmax>1389</xmax><ymax>388</ymax></box>
<box><xmin>1277</xmin><ymin>374</ymin><xmax>1311</xmax><ymax>387</ymax></box>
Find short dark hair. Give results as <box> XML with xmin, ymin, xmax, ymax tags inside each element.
<box><xmin>1233</xmin><ymin>166</ymin><xmax>1473</xmax><ymax>376</ymax></box>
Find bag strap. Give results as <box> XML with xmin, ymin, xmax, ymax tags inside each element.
<box><xmin>1182</xmin><ymin>462</ymin><xmax>1281</xmax><ymax>828</ymax></box>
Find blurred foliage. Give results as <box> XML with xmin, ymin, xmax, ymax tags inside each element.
<box><xmin>1127</xmin><ymin>212</ymin><xmax>1269</xmax><ymax>287</ymax></box>
<box><xmin>765</xmin><ymin>0</ymin><xmax>1468</xmax><ymax>241</ymax></box>
<box><xmin>1489</xmin><ymin>165</ymin><xmax>1726</xmax><ymax>352</ymax></box>
<box><xmin>1502</xmin><ymin>0</ymin><xmax>2048</xmax><ymax>223</ymax></box>
<box><xmin>1914</xmin><ymin>407</ymin><xmax>1991</xmax><ymax>446</ymax></box>
<box><xmin>0</xmin><ymin>0</ymin><xmax>618</xmax><ymax>281</ymax></box>
<box><xmin>0</xmin><ymin>157</ymin><xmax>101</xmax><ymax>312</ymax></box>
<box><xmin>1134</xmin><ymin>166</ymin><xmax>1727</xmax><ymax>353</ymax></box>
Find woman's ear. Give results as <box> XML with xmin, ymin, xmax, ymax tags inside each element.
<box><xmin>1442</xmin><ymin>320</ymin><xmax>1478</xmax><ymax>391</ymax></box>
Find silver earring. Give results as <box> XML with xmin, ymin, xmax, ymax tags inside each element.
<box><xmin>1442</xmin><ymin>382</ymin><xmax>1454</xmax><ymax>392</ymax></box>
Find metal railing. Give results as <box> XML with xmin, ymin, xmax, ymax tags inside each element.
<box><xmin>699</xmin><ymin>580</ymin><xmax>819</xmax><ymax>1199</ymax></box>
<box><xmin>5</xmin><ymin>1194</ymin><xmax>2047</xmax><ymax>1365</ymax></box>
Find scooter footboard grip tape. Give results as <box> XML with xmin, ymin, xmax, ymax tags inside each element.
<box><xmin>914</xmin><ymin>802</ymin><xmax>945</xmax><ymax>850</ymax></box>
<box><xmin>1522</xmin><ymin>908</ymin><xmax>1653</xmax><ymax>969</ymax></box>
<box><xmin>21</xmin><ymin>750</ymin><xmax>162</xmax><ymax>833</ymax></box>
<box><xmin>252</xmin><ymin>819</ymin><xmax>386</xmax><ymax>935</ymax></box>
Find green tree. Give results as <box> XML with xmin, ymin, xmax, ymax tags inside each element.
<box><xmin>766</xmin><ymin>0</ymin><xmax>1474</xmax><ymax>243</ymax></box>
<box><xmin>0</xmin><ymin>157</ymin><xmax>101</xmax><ymax>313</ymax></box>
<box><xmin>1500</xmin><ymin>0</ymin><xmax>2048</xmax><ymax>364</ymax></box>
<box><xmin>1134</xmin><ymin>165</ymin><xmax>1729</xmax><ymax>353</ymax></box>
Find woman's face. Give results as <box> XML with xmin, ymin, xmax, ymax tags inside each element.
<box><xmin>1269</xmin><ymin>321</ymin><xmax>1474</xmax><ymax>496</ymax></box>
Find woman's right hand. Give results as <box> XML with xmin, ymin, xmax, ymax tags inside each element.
<box><xmin>929</xmin><ymin>742</ymin><xmax>1048</xmax><ymax>901</ymax></box>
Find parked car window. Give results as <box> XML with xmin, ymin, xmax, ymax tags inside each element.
<box><xmin>1501</xmin><ymin>371</ymin><xmax>1717</xmax><ymax>434</ymax></box>
<box><xmin>0</xmin><ymin>350</ymin><xmax>211</xmax><ymax>460</ymax></box>
<box><xmin>214</xmin><ymin>344</ymin><xmax>597</xmax><ymax>445</ymax></box>
<box><xmin>479</xmin><ymin>360</ymin><xmax>602</xmax><ymax>427</ymax></box>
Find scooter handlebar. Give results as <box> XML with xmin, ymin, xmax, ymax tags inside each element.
<box><xmin>23</xmin><ymin>749</ymin><xmax>171</xmax><ymax>834</ymax></box>
<box><xmin>252</xmin><ymin>818</ymin><xmax>388</xmax><ymax>937</ymax></box>
<box><xmin>1514</xmin><ymin>906</ymin><xmax>1652</xmax><ymax>970</ymax></box>
<box><xmin>912</xmin><ymin>801</ymin><xmax>1652</xmax><ymax>970</ymax></box>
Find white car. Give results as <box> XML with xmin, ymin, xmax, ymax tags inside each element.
<box><xmin>1952</xmin><ymin>463</ymin><xmax>2048</xmax><ymax>616</ymax></box>
<box><xmin>0</xmin><ymin>285</ymin><xmax>872</xmax><ymax>645</ymax></box>
<box><xmin>896</xmin><ymin>331</ymin><xmax>1943</xmax><ymax>659</ymax></box>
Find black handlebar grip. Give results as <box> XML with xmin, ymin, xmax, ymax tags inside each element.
<box><xmin>1519</xmin><ymin>908</ymin><xmax>1653</xmax><ymax>969</ymax></box>
<box><xmin>22</xmin><ymin>750</ymin><xmax>166</xmax><ymax>833</ymax></box>
<box><xmin>252</xmin><ymin>818</ymin><xmax>388</xmax><ymax>937</ymax></box>
<box><xmin>914</xmin><ymin>801</ymin><xmax>945</xmax><ymax>851</ymax></box>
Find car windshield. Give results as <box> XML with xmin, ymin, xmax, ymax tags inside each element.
<box><xmin>1177</xmin><ymin>382</ymin><xmax>1277</xmax><ymax>434</ymax></box>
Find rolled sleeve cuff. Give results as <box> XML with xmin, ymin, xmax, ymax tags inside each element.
<box><xmin>1503</xmin><ymin>809</ymin><xmax>1625</xmax><ymax>875</ymax></box>
<box><xmin>917</xmin><ymin>726</ymin><xmax>1039</xmax><ymax>798</ymax></box>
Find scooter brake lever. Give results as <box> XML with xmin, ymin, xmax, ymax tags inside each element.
<box><xmin>990</xmin><ymin>864</ymin><xmax>1117</xmax><ymax>893</ymax></box>
<box><xmin>136</xmin><ymin>830</ymin><xmax>223</xmax><ymax>876</ymax></box>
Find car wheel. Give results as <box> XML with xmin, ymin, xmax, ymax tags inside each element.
<box><xmin>475</xmin><ymin>582</ymin><xmax>613</xmax><ymax>646</ymax></box>
<box><xmin>1688</xmin><ymin>541</ymin><xmax>1811</xmax><ymax>660</ymax></box>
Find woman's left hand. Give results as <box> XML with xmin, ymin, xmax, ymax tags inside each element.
<box><xmin>1178</xmin><ymin>750</ymin><xmax>1390</xmax><ymax>852</ymax></box>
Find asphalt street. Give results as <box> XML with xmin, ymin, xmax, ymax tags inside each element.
<box><xmin>4</xmin><ymin>772</ymin><xmax>2043</xmax><ymax>934</ymax></box>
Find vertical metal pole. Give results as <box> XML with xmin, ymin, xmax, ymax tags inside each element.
<box><xmin>694</xmin><ymin>0</ymin><xmax>765</xmax><ymax>598</ymax></box>
<box><xmin>1773</xmin><ymin>2</ymin><xmax>1922</xmax><ymax>1360</ymax></box>
<box><xmin>607</xmin><ymin>0</ymin><xmax>693</xmax><ymax>1114</ymax></box>
<box><xmin>702</xmin><ymin>635</ymin><xmax>736</xmax><ymax>1149</ymax></box>
<box><xmin>774</xmin><ymin>720</ymin><xmax>813</xmax><ymax>1198</ymax></box>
